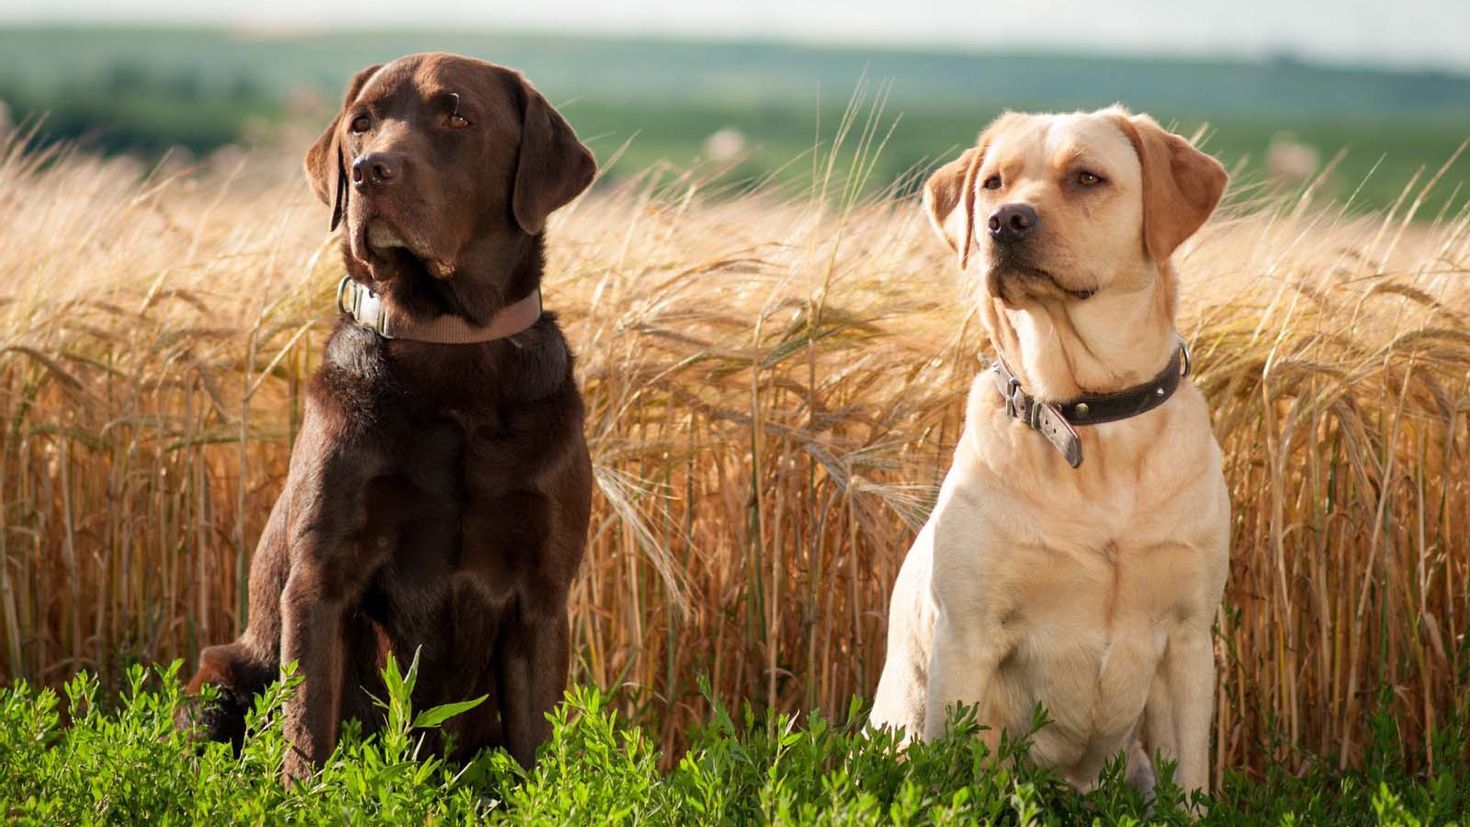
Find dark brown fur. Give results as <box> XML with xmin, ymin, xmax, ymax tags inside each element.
<box><xmin>181</xmin><ymin>53</ymin><xmax>596</xmax><ymax>781</ymax></box>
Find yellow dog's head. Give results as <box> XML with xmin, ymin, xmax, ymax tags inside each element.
<box><xmin>925</xmin><ymin>107</ymin><xmax>1227</xmax><ymax>311</ymax></box>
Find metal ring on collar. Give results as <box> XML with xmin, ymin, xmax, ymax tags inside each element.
<box><xmin>374</xmin><ymin>305</ymin><xmax>394</xmax><ymax>339</ymax></box>
<box><xmin>336</xmin><ymin>276</ymin><xmax>353</xmax><ymax>316</ymax></box>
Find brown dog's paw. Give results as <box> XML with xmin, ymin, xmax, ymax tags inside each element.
<box><xmin>281</xmin><ymin>747</ymin><xmax>317</xmax><ymax>787</ymax></box>
<box><xmin>179</xmin><ymin>643</ymin><xmax>274</xmax><ymax>752</ymax></box>
<box><xmin>175</xmin><ymin>684</ymin><xmax>252</xmax><ymax>752</ymax></box>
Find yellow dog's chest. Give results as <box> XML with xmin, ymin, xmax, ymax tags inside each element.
<box><xmin>980</xmin><ymin>541</ymin><xmax>1204</xmax><ymax>770</ymax></box>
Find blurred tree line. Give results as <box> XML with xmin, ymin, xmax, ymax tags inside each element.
<box><xmin>0</xmin><ymin>60</ymin><xmax>278</xmax><ymax>155</ymax></box>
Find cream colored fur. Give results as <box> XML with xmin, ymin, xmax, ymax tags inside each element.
<box><xmin>869</xmin><ymin>107</ymin><xmax>1230</xmax><ymax>797</ymax></box>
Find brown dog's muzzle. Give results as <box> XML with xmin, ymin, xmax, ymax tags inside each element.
<box><xmin>344</xmin><ymin>138</ymin><xmax>444</xmax><ymax>270</ymax></box>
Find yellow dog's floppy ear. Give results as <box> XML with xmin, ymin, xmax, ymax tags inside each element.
<box><xmin>1110</xmin><ymin>110</ymin><xmax>1228</xmax><ymax>264</ymax></box>
<box><xmin>303</xmin><ymin>63</ymin><xmax>382</xmax><ymax>230</ymax></box>
<box><xmin>922</xmin><ymin>145</ymin><xmax>983</xmax><ymax>270</ymax></box>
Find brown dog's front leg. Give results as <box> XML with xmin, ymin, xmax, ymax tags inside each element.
<box><xmin>279</xmin><ymin>559</ymin><xmax>352</xmax><ymax>783</ymax></box>
<box><xmin>273</xmin><ymin>406</ymin><xmax>381</xmax><ymax>783</ymax></box>
<box><xmin>495</xmin><ymin>607</ymin><xmax>570</xmax><ymax>768</ymax></box>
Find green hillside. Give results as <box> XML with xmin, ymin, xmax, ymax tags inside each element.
<box><xmin>2</xmin><ymin>25</ymin><xmax>1466</xmax><ymax>213</ymax></box>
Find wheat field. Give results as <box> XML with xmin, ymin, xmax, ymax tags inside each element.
<box><xmin>1</xmin><ymin>124</ymin><xmax>1467</xmax><ymax>786</ymax></box>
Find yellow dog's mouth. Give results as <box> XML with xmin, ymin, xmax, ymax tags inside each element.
<box><xmin>988</xmin><ymin>262</ymin><xmax>1098</xmax><ymax>304</ymax></box>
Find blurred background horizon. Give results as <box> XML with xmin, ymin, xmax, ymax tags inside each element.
<box><xmin>7</xmin><ymin>1</ymin><xmax>1469</xmax><ymax>71</ymax></box>
<box><xmin>2</xmin><ymin>1</ymin><xmax>1467</xmax><ymax>214</ymax></box>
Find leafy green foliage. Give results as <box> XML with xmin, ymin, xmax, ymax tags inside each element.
<box><xmin>1</xmin><ymin>664</ymin><xmax>1466</xmax><ymax>825</ymax></box>
<box><xmin>0</xmin><ymin>657</ymin><xmax>506</xmax><ymax>825</ymax></box>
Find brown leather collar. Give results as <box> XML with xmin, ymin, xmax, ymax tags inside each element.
<box><xmin>336</xmin><ymin>277</ymin><xmax>543</xmax><ymax>344</ymax></box>
<box><xmin>991</xmin><ymin>341</ymin><xmax>1191</xmax><ymax>469</ymax></box>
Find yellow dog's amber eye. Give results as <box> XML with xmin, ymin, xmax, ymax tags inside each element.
<box><xmin>349</xmin><ymin>114</ymin><xmax>371</xmax><ymax>133</ymax></box>
<box><xmin>982</xmin><ymin>175</ymin><xmax>1002</xmax><ymax>190</ymax></box>
<box><xmin>447</xmin><ymin>114</ymin><xmax>471</xmax><ymax>129</ymax></box>
<box><xmin>1077</xmin><ymin>170</ymin><xmax>1103</xmax><ymax>186</ymax></box>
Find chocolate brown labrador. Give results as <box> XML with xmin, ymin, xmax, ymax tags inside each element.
<box><xmin>181</xmin><ymin>53</ymin><xmax>596</xmax><ymax>780</ymax></box>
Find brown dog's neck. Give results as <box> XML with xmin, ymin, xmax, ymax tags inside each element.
<box><xmin>341</xmin><ymin>231</ymin><xmax>546</xmax><ymax>329</ymax></box>
<box><xmin>983</xmin><ymin>262</ymin><xmax>1179</xmax><ymax>401</ymax></box>
<box><xmin>330</xmin><ymin>230</ymin><xmax>572</xmax><ymax>407</ymax></box>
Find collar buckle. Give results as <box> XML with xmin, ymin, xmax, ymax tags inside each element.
<box><xmin>336</xmin><ymin>277</ymin><xmax>395</xmax><ymax>339</ymax></box>
<box><xmin>1003</xmin><ymin>375</ymin><xmax>1026</xmax><ymax>421</ymax></box>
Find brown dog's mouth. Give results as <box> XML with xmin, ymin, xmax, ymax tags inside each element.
<box><xmin>348</xmin><ymin>217</ymin><xmax>455</xmax><ymax>279</ymax></box>
<box><xmin>352</xmin><ymin>217</ymin><xmax>415</xmax><ymax>259</ymax></box>
<box><xmin>367</xmin><ymin>222</ymin><xmax>411</xmax><ymax>252</ymax></box>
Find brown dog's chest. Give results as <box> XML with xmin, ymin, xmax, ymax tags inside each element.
<box><xmin>365</xmin><ymin>409</ymin><xmax>548</xmax><ymax>584</ymax></box>
<box><xmin>319</xmin><ymin>322</ymin><xmax>581</xmax><ymax>610</ymax></box>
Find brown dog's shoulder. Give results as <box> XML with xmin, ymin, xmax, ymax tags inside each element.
<box><xmin>504</xmin><ymin>313</ymin><xmax>578</xmax><ymax>403</ymax></box>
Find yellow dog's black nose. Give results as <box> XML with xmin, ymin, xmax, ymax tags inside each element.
<box><xmin>988</xmin><ymin>203</ymin><xmax>1038</xmax><ymax>243</ymax></box>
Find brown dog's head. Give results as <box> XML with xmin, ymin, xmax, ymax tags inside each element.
<box><xmin>924</xmin><ymin>107</ymin><xmax>1226</xmax><ymax>309</ymax></box>
<box><xmin>305</xmin><ymin>53</ymin><xmax>596</xmax><ymax>288</ymax></box>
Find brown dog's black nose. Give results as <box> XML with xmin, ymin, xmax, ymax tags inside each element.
<box><xmin>988</xmin><ymin>203</ymin><xmax>1039</xmax><ymax>243</ymax></box>
<box><xmin>352</xmin><ymin>153</ymin><xmax>400</xmax><ymax>190</ymax></box>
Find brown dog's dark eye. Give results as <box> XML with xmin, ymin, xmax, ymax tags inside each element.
<box><xmin>1076</xmin><ymin>170</ymin><xmax>1103</xmax><ymax>187</ymax></box>
<box><xmin>350</xmin><ymin>114</ymin><xmax>371</xmax><ymax>133</ymax></box>
<box><xmin>983</xmin><ymin>175</ymin><xmax>1002</xmax><ymax>190</ymax></box>
<box><xmin>446</xmin><ymin>113</ymin><xmax>471</xmax><ymax>130</ymax></box>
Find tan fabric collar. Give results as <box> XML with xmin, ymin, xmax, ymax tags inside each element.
<box><xmin>336</xmin><ymin>277</ymin><xmax>543</xmax><ymax>344</ymax></box>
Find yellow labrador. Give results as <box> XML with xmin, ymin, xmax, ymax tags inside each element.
<box><xmin>870</xmin><ymin>107</ymin><xmax>1230</xmax><ymax>796</ymax></box>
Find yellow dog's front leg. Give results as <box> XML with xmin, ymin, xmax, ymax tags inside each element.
<box><xmin>1143</xmin><ymin>626</ymin><xmax>1215</xmax><ymax>798</ymax></box>
<box><xmin>923</xmin><ymin>612</ymin><xmax>1002</xmax><ymax>747</ymax></box>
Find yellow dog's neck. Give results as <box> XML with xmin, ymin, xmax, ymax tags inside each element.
<box><xmin>982</xmin><ymin>260</ymin><xmax>1180</xmax><ymax>401</ymax></box>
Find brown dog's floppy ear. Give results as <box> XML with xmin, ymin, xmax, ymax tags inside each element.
<box><xmin>923</xmin><ymin>146</ymin><xmax>984</xmax><ymax>269</ymax></box>
<box><xmin>303</xmin><ymin>63</ymin><xmax>382</xmax><ymax>231</ymax></box>
<box><xmin>1110</xmin><ymin>111</ymin><xmax>1228</xmax><ymax>263</ymax></box>
<box><xmin>509</xmin><ymin>76</ymin><xmax>596</xmax><ymax>235</ymax></box>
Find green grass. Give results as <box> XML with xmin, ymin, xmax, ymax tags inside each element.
<box><xmin>3</xmin><ymin>660</ymin><xmax>1468</xmax><ymax>825</ymax></box>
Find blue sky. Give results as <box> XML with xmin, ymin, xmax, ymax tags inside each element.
<box><xmin>5</xmin><ymin>0</ymin><xmax>1468</xmax><ymax>72</ymax></box>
